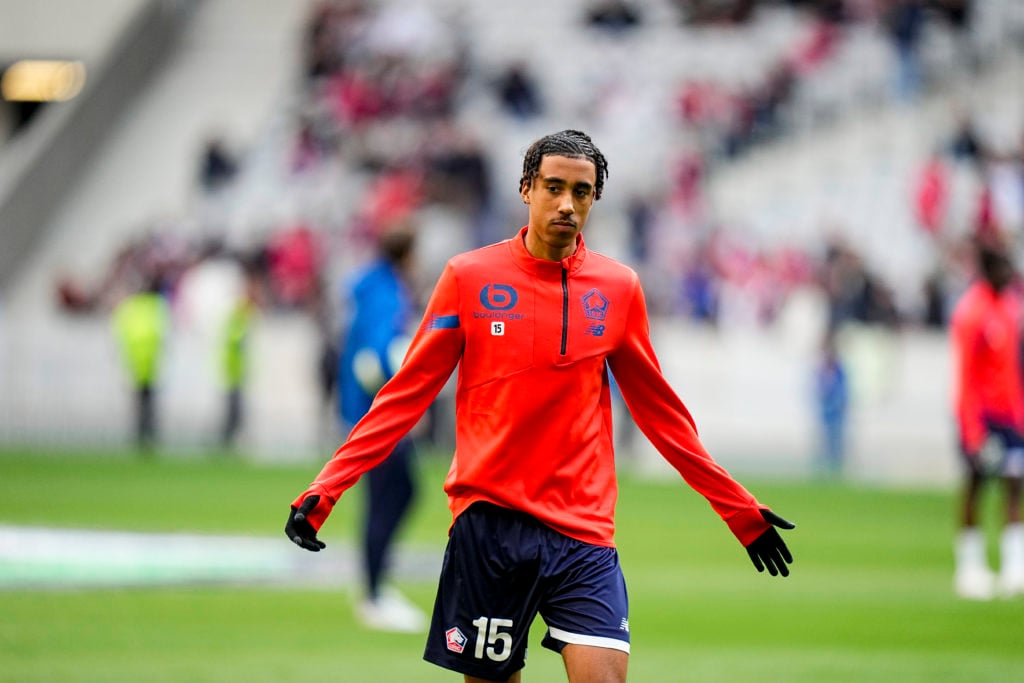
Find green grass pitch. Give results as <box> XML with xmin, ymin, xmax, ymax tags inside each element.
<box><xmin>0</xmin><ymin>446</ymin><xmax>1021</xmax><ymax>682</ymax></box>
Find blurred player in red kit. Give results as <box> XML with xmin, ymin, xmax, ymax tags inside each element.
<box><xmin>286</xmin><ymin>129</ymin><xmax>795</xmax><ymax>682</ymax></box>
<box><xmin>950</xmin><ymin>239</ymin><xmax>1024</xmax><ymax>599</ymax></box>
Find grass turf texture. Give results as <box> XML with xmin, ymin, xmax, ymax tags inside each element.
<box><xmin>0</xmin><ymin>447</ymin><xmax>1021</xmax><ymax>682</ymax></box>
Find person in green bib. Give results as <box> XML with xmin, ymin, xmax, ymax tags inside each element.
<box><xmin>112</xmin><ymin>277</ymin><xmax>170</xmax><ymax>451</ymax></box>
<box><xmin>220</xmin><ymin>270</ymin><xmax>259</xmax><ymax>448</ymax></box>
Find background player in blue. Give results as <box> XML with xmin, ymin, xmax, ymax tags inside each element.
<box><xmin>337</xmin><ymin>225</ymin><xmax>427</xmax><ymax>632</ymax></box>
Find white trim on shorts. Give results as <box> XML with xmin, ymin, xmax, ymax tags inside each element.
<box><xmin>547</xmin><ymin>627</ymin><xmax>631</xmax><ymax>654</ymax></box>
<box><xmin>1006</xmin><ymin>448</ymin><xmax>1024</xmax><ymax>478</ymax></box>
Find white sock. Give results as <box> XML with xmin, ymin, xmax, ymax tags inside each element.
<box><xmin>1000</xmin><ymin>524</ymin><xmax>1024</xmax><ymax>574</ymax></box>
<box><xmin>956</xmin><ymin>527</ymin><xmax>989</xmax><ymax>572</ymax></box>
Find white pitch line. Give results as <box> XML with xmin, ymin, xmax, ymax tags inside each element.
<box><xmin>0</xmin><ymin>525</ymin><xmax>441</xmax><ymax>590</ymax></box>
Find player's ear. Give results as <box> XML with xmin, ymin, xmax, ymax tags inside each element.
<box><xmin>520</xmin><ymin>180</ymin><xmax>531</xmax><ymax>204</ymax></box>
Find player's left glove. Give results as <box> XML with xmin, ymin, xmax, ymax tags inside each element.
<box><xmin>745</xmin><ymin>509</ymin><xmax>795</xmax><ymax>577</ymax></box>
<box><xmin>285</xmin><ymin>495</ymin><xmax>327</xmax><ymax>552</ymax></box>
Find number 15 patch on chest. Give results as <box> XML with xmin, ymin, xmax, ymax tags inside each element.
<box><xmin>491</xmin><ymin>322</ymin><xmax>505</xmax><ymax>336</ymax></box>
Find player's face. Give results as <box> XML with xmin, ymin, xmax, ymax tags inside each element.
<box><xmin>521</xmin><ymin>154</ymin><xmax>597</xmax><ymax>261</ymax></box>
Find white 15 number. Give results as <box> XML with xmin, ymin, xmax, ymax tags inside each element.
<box><xmin>471</xmin><ymin>617</ymin><xmax>513</xmax><ymax>661</ymax></box>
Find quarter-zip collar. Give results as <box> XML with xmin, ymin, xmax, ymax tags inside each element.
<box><xmin>508</xmin><ymin>226</ymin><xmax>588</xmax><ymax>277</ymax></box>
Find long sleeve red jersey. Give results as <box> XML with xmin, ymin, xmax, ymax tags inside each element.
<box><xmin>296</xmin><ymin>228</ymin><xmax>770</xmax><ymax>547</ymax></box>
<box><xmin>950</xmin><ymin>279</ymin><xmax>1024</xmax><ymax>454</ymax></box>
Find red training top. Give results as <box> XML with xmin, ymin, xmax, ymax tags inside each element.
<box><xmin>296</xmin><ymin>228</ymin><xmax>770</xmax><ymax>547</ymax></box>
<box><xmin>950</xmin><ymin>279</ymin><xmax>1024</xmax><ymax>454</ymax></box>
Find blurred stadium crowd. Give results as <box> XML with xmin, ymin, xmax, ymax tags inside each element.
<box><xmin>4</xmin><ymin>0</ymin><xmax>1024</xmax><ymax>472</ymax></box>
<box><xmin>55</xmin><ymin>0</ymin><xmax>1024</xmax><ymax>330</ymax></box>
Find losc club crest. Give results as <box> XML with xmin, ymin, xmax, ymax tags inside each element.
<box><xmin>446</xmin><ymin>626</ymin><xmax>467</xmax><ymax>654</ymax></box>
<box><xmin>581</xmin><ymin>288</ymin><xmax>608</xmax><ymax>321</ymax></box>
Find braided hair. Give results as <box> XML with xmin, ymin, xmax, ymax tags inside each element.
<box><xmin>519</xmin><ymin>129</ymin><xmax>609</xmax><ymax>200</ymax></box>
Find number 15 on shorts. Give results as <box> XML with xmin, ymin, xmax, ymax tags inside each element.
<box><xmin>472</xmin><ymin>617</ymin><xmax>513</xmax><ymax>661</ymax></box>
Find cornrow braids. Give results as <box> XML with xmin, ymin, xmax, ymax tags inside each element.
<box><xmin>519</xmin><ymin>129</ymin><xmax>609</xmax><ymax>200</ymax></box>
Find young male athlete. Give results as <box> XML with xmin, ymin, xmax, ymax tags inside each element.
<box><xmin>286</xmin><ymin>129</ymin><xmax>795</xmax><ymax>682</ymax></box>
<box><xmin>950</xmin><ymin>240</ymin><xmax>1024</xmax><ymax>599</ymax></box>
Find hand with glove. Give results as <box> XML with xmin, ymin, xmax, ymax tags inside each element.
<box><xmin>745</xmin><ymin>509</ymin><xmax>795</xmax><ymax>577</ymax></box>
<box><xmin>285</xmin><ymin>495</ymin><xmax>327</xmax><ymax>552</ymax></box>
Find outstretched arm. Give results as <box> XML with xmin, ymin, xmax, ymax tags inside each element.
<box><xmin>285</xmin><ymin>265</ymin><xmax>464</xmax><ymax>548</ymax></box>
<box><xmin>608</xmin><ymin>277</ymin><xmax>794</xmax><ymax>574</ymax></box>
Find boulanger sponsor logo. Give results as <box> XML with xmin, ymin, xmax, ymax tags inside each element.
<box><xmin>446</xmin><ymin>626</ymin><xmax>468</xmax><ymax>653</ymax></box>
<box><xmin>479</xmin><ymin>284</ymin><xmax>518</xmax><ymax>311</ymax></box>
<box><xmin>472</xmin><ymin>310</ymin><xmax>524</xmax><ymax>320</ymax></box>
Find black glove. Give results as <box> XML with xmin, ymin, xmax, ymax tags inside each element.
<box><xmin>285</xmin><ymin>495</ymin><xmax>326</xmax><ymax>552</ymax></box>
<box><xmin>745</xmin><ymin>509</ymin><xmax>795</xmax><ymax>577</ymax></box>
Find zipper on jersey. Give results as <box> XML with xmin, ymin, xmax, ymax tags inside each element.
<box><xmin>560</xmin><ymin>267</ymin><xmax>569</xmax><ymax>355</ymax></box>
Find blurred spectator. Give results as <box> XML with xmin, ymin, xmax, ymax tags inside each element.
<box><xmin>56</xmin><ymin>226</ymin><xmax>195</xmax><ymax>315</ymax></box>
<box><xmin>673</xmin><ymin>0</ymin><xmax>755</xmax><ymax>25</ymax></box>
<box><xmin>625</xmin><ymin>193</ymin><xmax>656</xmax><ymax>265</ymax></box>
<box><xmin>356</xmin><ymin>162</ymin><xmax>426</xmax><ymax>241</ymax></box>
<box><xmin>585</xmin><ymin>0</ymin><xmax>642</xmax><ymax>33</ymax></box>
<box><xmin>493</xmin><ymin>62</ymin><xmax>544</xmax><ymax>120</ymax></box>
<box><xmin>303</xmin><ymin>0</ymin><xmax>367</xmax><ymax>83</ymax></box>
<box><xmin>198</xmin><ymin>135</ymin><xmax>240</xmax><ymax>193</ymax></box>
<box><xmin>111</xmin><ymin>276</ymin><xmax>170</xmax><ymax>452</ymax></box>
<box><xmin>669</xmin><ymin>148</ymin><xmax>708</xmax><ymax>221</ymax></box>
<box><xmin>984</xmin><ymin>148</ymin><xmax>1024</xmax><ymax>237</ymax></box>
<box><xmin>784</xmin><ymin>7</ymin><xmax>842</xmax><ymax>78</ymax></box>
<box><xmin>265</xmin><ymin>224</ymin><xmax>323</xmax><ymax>309</ymax></box>
<box><xmin>884</xmin><ymin>0</ymin><xmax>927</xmax><ymax>101</ymax></box>
<box><xmin>680</xmin><ymin>251</ymin><xmax>720</xmax><ymax>324</ymax></box>
<box><xmin>290</xmin><ymin>112</ymin><xmax>335</xmax><ymax>175</ymax></box>
<box><xmin>921</xmin><ymin>267</ymin><xmax>950</xmax><ymax>328</ymax></box>
<box><xmin>949</xmin><ymin>115</ymin><xmax>984</xmax><ymax>168</ymax></box>
<box><xmin>819</xmin><ymin>234</ymin><xmax>900</xmax><ymax>332</ymax></box>
<box><xmin>745</xmin><ymin>62</ymin><xmax>796</xmax><ymax>148</ymax></box>
<box><xmin>913</xmin><ymin>151</ymin><xmax>950</xmax><ymax>237</ymax></box>
<box><xmin>973</xmin><ymin>170</ymin><xmax>998</xmax><ymax>239</ymax></box>
<box><xmin>934</xmin><ymin>0</ymin><xmax>978</xmax><ymax>72</ymax></box>
<box><xmin>422</xmin><ymin>120</ymin><xmax>494</xmax><ymax>244</ymax></box>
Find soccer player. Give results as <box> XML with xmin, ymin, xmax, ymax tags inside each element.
<box><xmin>949</xmin><ymin>240</ymin><xmax>1024</xmax><ymax>599</ymax></box>
<box><xmin>286</xmin><ymin>129</ymin><xmax>795</xmax><ymax>682</ymax></box>
<box><xmin>337</xmin><ymin>226</ymin><xmax>426</xmax><ymax>632</ymax></box>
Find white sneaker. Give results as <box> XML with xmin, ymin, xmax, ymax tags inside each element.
<box><xmin>357</xmin><ymin>588</ymin><xmax>428</xmax><ymax>633</ymax></box>
<box><xmin>955</xmin><ymin>567</ymin><xmax>995</xmax><ymax>600</ymax></box>
<box><xmin>998</xmin><ymin>568</ymin><xmax>1024</xmax><ymax>597</ymax></box>
<box><xmin>954</xmin><ymin>528</ymin><xmax>995</xmax><ymax>600</ymax></box>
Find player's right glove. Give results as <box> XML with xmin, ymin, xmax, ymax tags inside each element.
<box><xmin>285</xmin><ymin>495</ymin><xmax>327</xmax><ymax>552</ymax></box>
<box><xmin>745</xmin><ymin>509</ymin><xmax>795</xmax><ymax>577</ymax></box>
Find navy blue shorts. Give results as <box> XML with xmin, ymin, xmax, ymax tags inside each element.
<box><xmin>422</xmin><ymin>502</ymin><xmax>630</xmax><ymax>681</ymax></box>
<box><xmin>961</xmin><ymin>418</ymin><xmax>1024</xmax><ymax>478</ymax></box>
